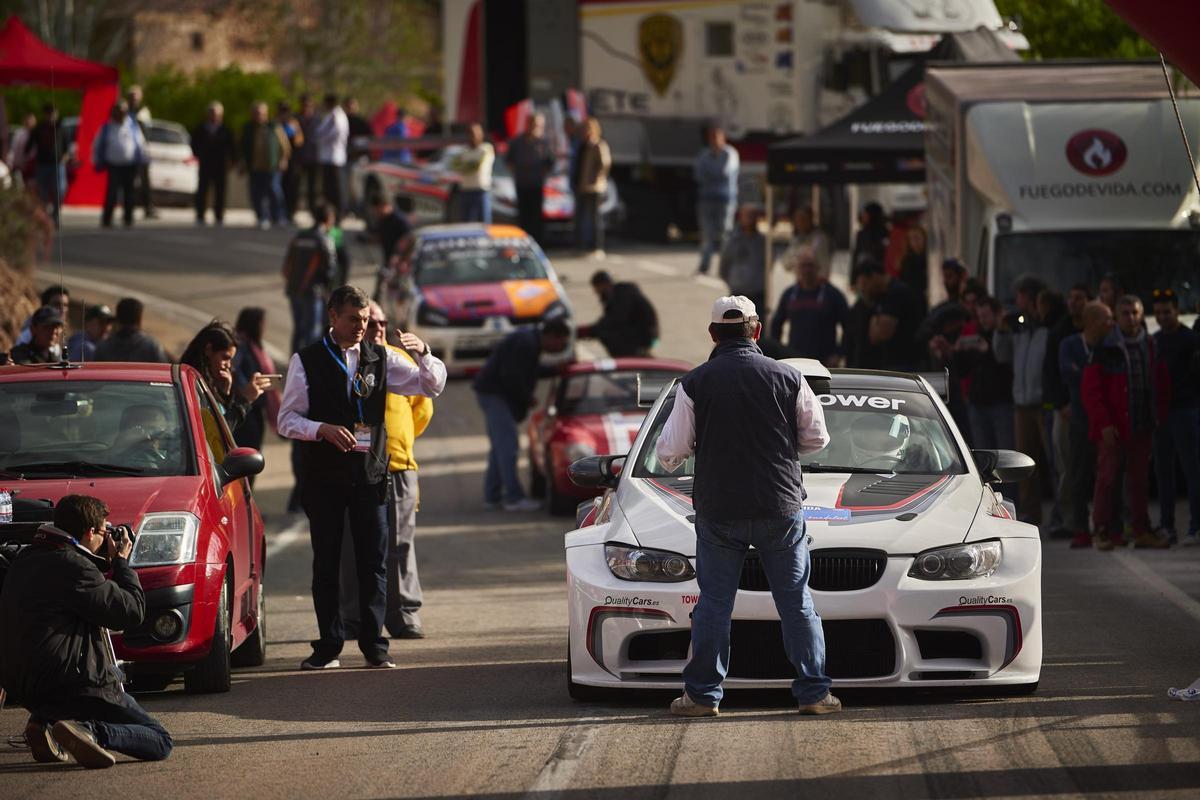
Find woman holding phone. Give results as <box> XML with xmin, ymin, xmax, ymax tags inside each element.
<box><xmin>180</xmin><ymin>321</ymin><xmax>270</xmax><ymax>446</ymax></box>
<box><xmin>230</xmin><ymin>308</ymin><xmax>282</xmax><ymax>458</ymax></box>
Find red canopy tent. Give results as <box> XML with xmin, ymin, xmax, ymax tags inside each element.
<box><xmin>0</xmin><ymin>16</ymin><xmax>118</xmax><ymax>204</ymax></box>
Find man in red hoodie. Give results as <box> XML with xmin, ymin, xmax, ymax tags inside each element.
<box><xmin>1082</xmin><ymin>295</ymin><xmax>1171</xmax><ymax>550</ymax></box>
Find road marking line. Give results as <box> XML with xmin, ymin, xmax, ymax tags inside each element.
<box><xmin>40</xmin><ymin>270</ymin><xmax>290</xmax><ymax>365</ymax></box>
<box><xmin>1113</xmin><ymin>550</ymin><xmax>1200</xmax><ymax>623</ymax></box>
<box><xmin>522</xmin><ymin>718</ymin><xmax>598</xmax><ymax>799</ymax></box>
<box><xmin>695</xmin><ymin>274</ymin><xmax>725</xmax><ymax>289</ymax></box>
<box><xmin>266</xmin><ymin>516</ymin><xmax>308</xmax><ymax>559</ymax></box>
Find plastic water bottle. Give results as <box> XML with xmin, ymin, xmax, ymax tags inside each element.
<box><xmin>0</xmin><ymin>491</ymin><xmax>12</xmax><ymax>525</ymax></box>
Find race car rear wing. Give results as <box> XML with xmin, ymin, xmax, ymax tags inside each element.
<box><xmin>637</xmin><ymin>374</ymin><xmax>677</xmax><ymax>408</ymax></box>
<box><xmin>917</xmin><ymin>369</ymin><xmax>951</xmax><ymax>402</ymax></box>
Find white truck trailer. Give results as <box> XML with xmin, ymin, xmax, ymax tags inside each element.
<box><xmin>925</xmin><ymin>62</ymin><xmax>1200</xmax><ymax>311</ymax></box>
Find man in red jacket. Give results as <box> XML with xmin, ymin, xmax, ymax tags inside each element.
<box><xmin>1082</xmin><ymin>295</ymin><xmax>1171</xmax><ymax>550</ymax></box>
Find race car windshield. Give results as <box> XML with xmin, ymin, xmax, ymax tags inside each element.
<box><xmin>635</xmin><ymin>386</ymin><xmax>967</xmax><ymax>477</ymax></box>
<box><xmin>558</xmin><ymin>370</ymin><xmax>684</xmax><ymax>415</ymax></box>
<box><xmin>0</xmin><ymin>381</ymin><xmax>192</xmax><ymax>477</ymax></box>
<box><xmin>415</xmin><ymin>238</ymin><xmax>548</xmax><ymax>286</ymax></box>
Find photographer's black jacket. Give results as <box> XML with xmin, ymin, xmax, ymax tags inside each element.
<box><xmin>0</xmin><ymin>525</ymin><xmax>144</xmax><ymax>709</ymax></box>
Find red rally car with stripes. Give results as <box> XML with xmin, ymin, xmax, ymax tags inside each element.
<box><xmin>528</xmin><ymin>358</ymin><xmax>690</xmax><ymax>517</ymax></box>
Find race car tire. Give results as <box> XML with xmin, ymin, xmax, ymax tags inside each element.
<box><xmin>567</xmin><ymin>637</ymin><xmax>607</xmax><ymax>702</ymax></box>
<box><xmin>230</xmin><ymin>583</ymin><xmax>267</xmax><ymax>668</ymax></box>
<box><xmin>184</xmin><ymin>574</ymin><xmax>232</xmax><ymax>694</ymax></box>
<box><xmin>529</xmin><ymin>449</ymin><xmax>547</xmax><ymax>499</ymax></box>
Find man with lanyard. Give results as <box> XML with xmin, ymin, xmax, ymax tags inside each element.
<box><xmin>339</xmin><ymin>303</ymin><xmax>433</xmax><ymax>639</ymax></box>
<box><xmin>656</xmin><ymin>296</ymin><xmax>838</xmax><ymax>717</ymax></box>
<box><xmin>278</xmin><ymin>285</ymin><xmax>447</xmax><ymax>670</ymax></box>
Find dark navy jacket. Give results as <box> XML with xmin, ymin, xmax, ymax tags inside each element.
<box><xmin>682</xmin><ymin>339</ymin><xmax>807</xmax><ymax>521</ymax></box>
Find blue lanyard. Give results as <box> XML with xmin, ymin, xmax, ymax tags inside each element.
<box><xmin>323</xmin><ymin>336</ymin><xmax>365</xmax><ymax>423</ymax></box>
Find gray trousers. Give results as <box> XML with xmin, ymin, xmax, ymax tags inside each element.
<box><xmin>340</xmin><ymin>470</ymin><xmax>422</xmax><ymax>634</ymax></box>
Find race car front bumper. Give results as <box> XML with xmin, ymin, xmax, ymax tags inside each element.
<box><xmin>566</xmin><ymin>538</ymin><xmax>1042</xmax><ymax>691</ymax></box>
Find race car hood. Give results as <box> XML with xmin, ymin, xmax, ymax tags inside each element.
<box><xmin>557</xmin><ymin>411</ymin><xmax>646</xmax><ymax>457</ymax></box>
<box><xmin>4</xmin><ymin>476</ymin><xmax>205</xmax><ymax>527</ymax></box>
<box><xmin>420</xmin><ymin>280</ymin><xmax>559</xmax><ymax>321</ymax></box>
<box><xmin>617</xmin><ymin>471</ymin><xmax>985</xmax><ymax>556</ymax></box>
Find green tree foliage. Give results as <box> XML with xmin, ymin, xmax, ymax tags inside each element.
<box><xmin>139</xmin><ymin>65</ymin><xmax>295</xmax><ymax>136</ymax></box>
<box><xmin>996</xmin><ymin>0</ymin><xmax>1156</xmax><ymax>59</ymax></box>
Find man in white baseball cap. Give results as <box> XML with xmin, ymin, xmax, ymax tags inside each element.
<box><xmin>656</xmin><ymin>295</ymin><xmax>837</xmax><ymax>717</ymax></box>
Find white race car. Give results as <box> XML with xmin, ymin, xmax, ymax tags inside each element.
<box><xmin>564</xmin><ymin>359</ymin><xmax>1042</xmax><ymax>698</ymax></box>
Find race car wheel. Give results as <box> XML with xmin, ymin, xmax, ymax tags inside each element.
<box><xmin>184</xmin><ymin>574</ymin><xmax>232</xmax><ymax>694</ymax></box>
<box><xmin>567</xmin><ymin>637</ymin><xmax>606</xmax><ymax>702</ymax></box>
<box><xmin>529</xmin><ymin>450</ymin><xmax>547</xmax><ymax>499</ymax></box>
<box><xmin>230</xmin><ymin>582</ymin><xmax>267</xmax><ymax>668</ymax></box>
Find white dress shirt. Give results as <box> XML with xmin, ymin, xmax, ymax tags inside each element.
<box><xmin>655</xmin><ymin>380</ymin><xmax>830</xmax><ymax>472</ymax></box>
<box><xmin>315</xmin><ymin>107</ymin><xmax>349</xmax><ymax>166</ymax></box>
<box><xmin>277</xmin><ymin>337</ymin><xmax>447</xmax><ymax>441</ymax></box>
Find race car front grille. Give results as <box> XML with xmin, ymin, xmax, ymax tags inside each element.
<box><xmin>729</xmin><ymin>619</ymin><xmax>896</xmax><ymax>679</ymax></box>
<box><xmin>626</xmin><ymin>619</ymin><xmax>896</xmax><ymax>680</ymax></box>
<box><xmin>739</xmin><ymin>549</ymin><xmax>887</xmax><ymax>592</ymax></box>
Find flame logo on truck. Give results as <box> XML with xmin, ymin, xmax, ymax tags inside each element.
<box><xmin>1066</xmin><ymin>129</ymin><xmax>1127</xmax><ymax>176</ymax></box>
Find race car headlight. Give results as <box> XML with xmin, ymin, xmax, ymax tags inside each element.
<box><xmin>542</xmin><ymin>301</ymin><xmax>570</xmax><ymax>321</ymax></box>
<box><xmin>129</xmin><ymin>513</ymin><xmax>200</xmax><ymax>567</ymax></box>
<box><xmin>908</xmin><ymin>540</ymin><xmax>1002</xmax><ymax>581</ymax></box>
<box><xmin>417</xmin><ymin>303</ymin><xmax>450</xmax><ymax>327</ymax></box>
<box><xmin>605</xmin><ymin>543</ymin><xmax>695</xmax><ymax>582</ymax></box>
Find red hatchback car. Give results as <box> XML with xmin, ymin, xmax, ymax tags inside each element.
<box><xmin>0</xmin><ymin>362</ymin><xmax>266</xmax><ymax>693</ymax></box>
<box><xmin>528</xmin><ymin>358</ymin><xmax>690</xmax><ymax>515</ymax></box>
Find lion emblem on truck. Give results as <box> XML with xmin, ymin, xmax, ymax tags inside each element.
<box><xmin>639</xmin><ymin>13</ymin><xmax>683</xmax><ymax>96</ymax></box>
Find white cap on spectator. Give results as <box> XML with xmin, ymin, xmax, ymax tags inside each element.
<box><xmin>711</xmin><ymin>295</ymin><xmax>758</xmax><ymax>324</ymax></box>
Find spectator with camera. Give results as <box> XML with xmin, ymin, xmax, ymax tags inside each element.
<box><xmin>0</xmin><ymin>494</ymin><xmax>173</xmax><ymax>768</ymax></box>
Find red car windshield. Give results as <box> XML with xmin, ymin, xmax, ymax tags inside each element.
<box><xmin>0</xmin><ymin>381</ymin><xmax>192</xmax><ymax>477</ymax></box>
<box><xmin>558</xmin><ymin>370</ymin><xmax>681</xmax><ymax>416</ymax></box>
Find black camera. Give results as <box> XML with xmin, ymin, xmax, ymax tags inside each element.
<box><xmin>105</xmin><ymin>523</ymin><xmax>134</xmax><ymax>547</ymax></box>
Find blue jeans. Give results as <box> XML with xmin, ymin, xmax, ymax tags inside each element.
<box><xmin>32</xmin><ymin>692</ymin><xmax>173</xmax><ymax>761</ymax></box>
<box><xmin>289</xmin><ymin>293</ymin><xmax>325</xmax><ymax>354</ymax></box>
<box><xmin>458</xmin><ymin>189</ymin><xmax>491</xmax><ymax>223</ymax></box>
<box><xmin>685</xmin><ymin>512</ymin><xmax>830</xmax><ymax>707</ymax></box>
<box><xmin>249</xmin><ymin>170</ymin><xmax>285</xmax><ymax>224</ymax></box>
<box><xmin>968</xmin><ymin>403</ymin><xmax>1016</xmax><ymax>451</ymax></box>
<box><xmin>696</xmin><ymin>198</ymin><xmax>733</xmax><ymax>273</ymax></box>
<box><xmin>1154</xmin><ymin>407</ymin><xmax>1200</xmax><ymax>535</ymax></box>
<box><xmin>477</xmin><ymin>391</ymin><xmax>525</xmax><ymax>504</ymax></box>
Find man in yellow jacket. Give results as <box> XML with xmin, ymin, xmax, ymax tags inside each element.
<box><xmin>340</xmin><ymin>302</ymin><xmax>433</xmax><ymax>638</ymax></box>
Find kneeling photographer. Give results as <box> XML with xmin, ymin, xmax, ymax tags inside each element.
<box><xmin>0</xmin><ymin>494</ymin><xmax>173</xmax><ymax>768</ymax></box>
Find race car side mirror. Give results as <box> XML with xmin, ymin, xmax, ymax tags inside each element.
<box><xmin>972</xmin><ymin>449</ymin><xmax>1035</xmax><ymax>484</ymax></box>
<box><xmin>219</xmin><ymin>447</ymin><xmax>265</xmax><ymax>486</ymax></box>
<box><xmin>568</xmin><ymin>454</ymin><xmax>626</xmax><ymax>489</ymax></box>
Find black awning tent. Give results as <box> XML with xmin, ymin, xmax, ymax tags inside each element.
<box><xmin>767</xmin><ymin>64</ymin><xmax>927</xmax><ymax>185</ymax></box>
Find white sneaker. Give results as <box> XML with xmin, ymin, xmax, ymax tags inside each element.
<box><xmin>1181</xmin><ymin>533</ymin><xmax>1200</xmax><ymax>547</ymax></box>
<box><xmin>669</xmin><ymin>693</ymin><xmax>718</xmax><ymax>717</ymax></box>
<box><xmin>258</xmin><ymin>220</ymin><xmax>271</xmax><ymax>231</ymax></box>
<box><xmin>502</xmin><ymin>497</ymin><xmax>542</xmax><ymax>512</ymax></box>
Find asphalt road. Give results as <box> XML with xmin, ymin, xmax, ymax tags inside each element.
<box><xmin>2</xmin><ymin>208</ymin><xmax>1199</xmax><ymax>799</ymax></box>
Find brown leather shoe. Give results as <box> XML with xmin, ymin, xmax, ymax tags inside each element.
<box><xmin>669</xmin><ymin>693</ymin><xmax>719</xmax><ymax>717</ymax></box>
<box><xmin>51</xmin><ymin>721</ymin><xmax>116</xmax><ymax>769</ymax></box>
<box><xmin>1133</xmin><ymin>531</ymin><xmax>1170</xmax><ymax>549</ymax></box>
